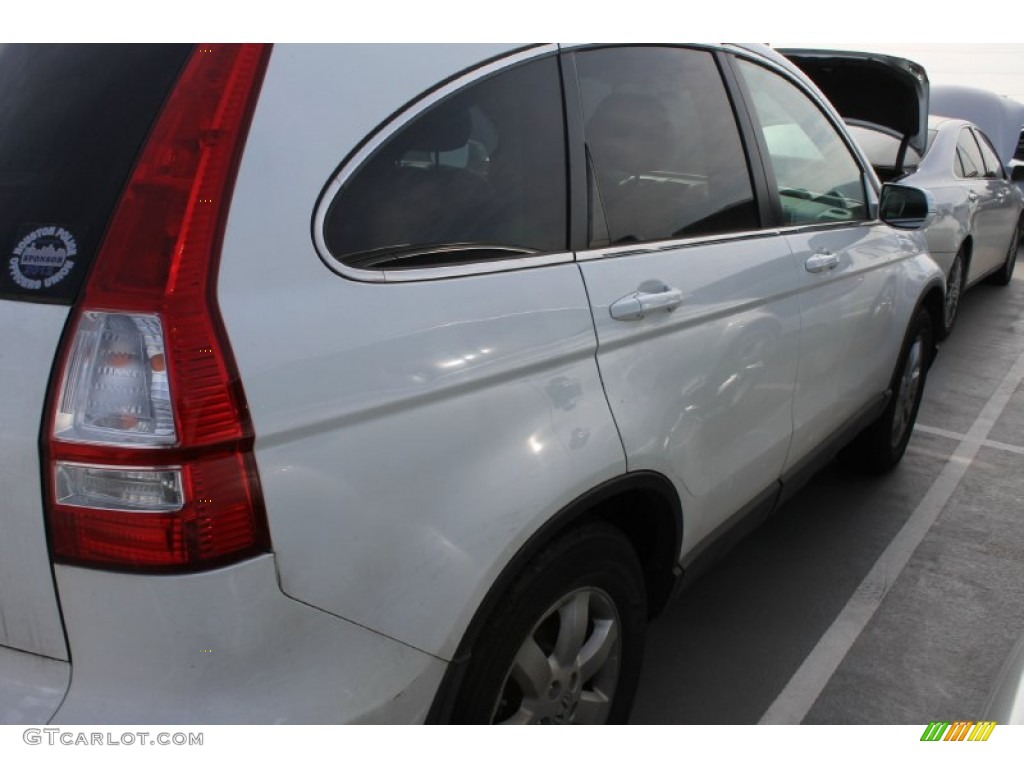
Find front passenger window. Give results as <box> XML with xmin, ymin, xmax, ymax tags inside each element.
<box><xmin>735</xmin><ymin>59</ymin><xmax>868</xmax><ymax>226</ymax></box>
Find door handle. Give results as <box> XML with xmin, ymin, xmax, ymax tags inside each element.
<box><xmin>804</xmin><ymin>251</ymin><xmax>839</xmax><ymax>274</ymax></box>
<box><xmin>610</xmin><ymin>284</ymin><xmax>684</xmax><ymax>321</ymax></box>
<box><xmin>967</xmin><ymin>190</ymin><xmax>979</xmax><ymax>202</ymax></box>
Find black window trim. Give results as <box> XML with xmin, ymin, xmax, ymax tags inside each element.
<box><xmin>312</xmin><ymin>44</ymin><xmax>576</xmax><ymax>284</ymax></box>
<box><xmin>954</xmin><ymin>127</ymin><xmax>986</xmax><ymax>180</ymax></box>
<box><xmin>972</xmin><ymin>127</ymin><xmax>1007</xmax><ymax>180</ymax></box>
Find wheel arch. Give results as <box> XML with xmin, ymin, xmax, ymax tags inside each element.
<box><xmin>958</xmin><ymin>236</ymin><xmax>974</xmax><ymax>282</ymax></box>
<box><xmin>426</xmin><ymin>470</ymin><xmax>682</xmax><ymax>722</ymax></box>
<box><xmin>920</xmin><ymin>281</ymin><xmax>945</xmax><ymax>366</ymax></box>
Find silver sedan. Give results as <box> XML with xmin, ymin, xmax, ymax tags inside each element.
<box><xmin>850</xmin><ymin>117</ymin><xmax>1024</xmax><ymax>336</ymax></box>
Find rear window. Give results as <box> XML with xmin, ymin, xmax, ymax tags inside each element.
<box><xmin>324</xmin><ymin>55</ymin><xmax>567</xmax><ymax>271</ymax></box>
<box><xmin>0</xmin><ymin>44</ymin><xmax>191</xmax><ymax>304</ymax></box>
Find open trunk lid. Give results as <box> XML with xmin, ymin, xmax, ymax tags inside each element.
<box><xmin>779</xmin><ymin>48</ymin><xmax>930</xmax><ymax>157</ymax></box>
<box><xmin>931</xmin><ymin>83</ymin><xmax>1024</xmax><ymax>167</ymax></box>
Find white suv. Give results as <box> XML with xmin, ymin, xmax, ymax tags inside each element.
<box><xmin>0</xmin><ymin>43</ymin><xmax>944</xmax><ymax>724</ymax></box>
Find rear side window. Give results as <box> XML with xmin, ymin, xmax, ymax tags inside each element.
<box><xmin>0</xmin><ymin>44</ymin><xmax>191</xmax><ymax>304</ymax></box>
<box><xmin>846</xmin><ymin>124</ymin><xmax>922</xmax><ymax>182</ymax></box>
<box><xmin>735</xmin><ymin>58</ymin><xmax>869</xmax><ymax>226</ymax></box>
<box><xmin>575</xmin><ymin>46</ymin><xmax>758</xmax><ymax>247</ymax></box>
<box><xmin>956</xmin><ymin>129</ymin><xmax>985</xmax><ymax>179</ymax></box>
<box><xmin>324</xmin><ymin>56</ymin><xmax>567</xmax><ymax>271</ymax></box>
<box><xmin>974</xmin><ymin>129</ymin><xmax>1005</xmax><ymax>179</ymax></box>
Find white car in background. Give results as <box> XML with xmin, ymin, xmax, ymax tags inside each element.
<box><xmin>931</xmin><ymin>83</ymin><xmax>1024</xmax><ymax>195</ymax></box>
<box><xmin>0</xmin><ymin>43</ymin><xmax>944</xmax><ymax>724</ymax></box>
<box><xmin>784</xmin><ymin>50</ymin><xmax>1024</xmax><ymax>336</ymax></box>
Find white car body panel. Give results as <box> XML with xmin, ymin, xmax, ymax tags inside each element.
<box><xmin>783</xmin><ymin>224</ymin><xmax>928</xmax><ymax>465</ymax></box>
<box><xmin>0</xmin><ymin>301</ymin><xmax>69</xmax><ymax>663</ymax></box>
<box><xmin>218</xmin><ymin>45</ymin><xmax>625</xmax><ymax>658</ymax></box>
<box><xmin>51</xmin><ymin>556</ymin><xmax>444</xmax><ymax>724</ymax></box>
<box><xmin>579</xmin><ymin>235</ymin><xmax>801</xmax><ymax>554</ymax></box>
<box><xmin>0</xmin><ymin>648</ymin><xmax>68</xmax><ymax>724</ymax></box>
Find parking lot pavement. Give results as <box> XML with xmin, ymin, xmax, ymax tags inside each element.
<box><xmin>631</xmin><ymin>273</ymin><xmax>1024</xmax><ymax>724</ymax></box>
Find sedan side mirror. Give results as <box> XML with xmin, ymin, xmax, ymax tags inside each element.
<box><xmin>1011</xmin><ymin>164</ymin><xmax>1024</xmax><ymax>183</ymax></box>
<box><xmin>879</xmin><ymin>184</ymin><xmax>934</xmax><ymax>230</ymax></box>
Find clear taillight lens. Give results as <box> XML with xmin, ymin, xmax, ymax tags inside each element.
<box><xmin>55</xmin><ymin>463</ymin><xmax>184</xmax><ymax>512</ymax></box>
<box><xmin>54</xmin><ymin>311</ymin><xmax>175</xmax><ymax>446</ymax></box>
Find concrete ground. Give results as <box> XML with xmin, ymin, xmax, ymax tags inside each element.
<box><xmin>631</xmin><ymin>269</ymin><xmax>1024</xmax><ymax>724</ymax></box>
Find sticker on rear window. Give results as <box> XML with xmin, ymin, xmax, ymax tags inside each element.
<box><xmin>8</xmin><ymin>226</ymin><xmax>77</xmax><ymax>291</ymax></box>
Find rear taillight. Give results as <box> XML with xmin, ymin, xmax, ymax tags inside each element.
<box><xmin>44</xmin><ymin>43</ymin><xmax>271</xmax><ymax>571</ymax></box>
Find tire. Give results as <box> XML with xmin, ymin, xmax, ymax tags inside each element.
<box><xmin>449</xmin><ymin>523</ymin><xmax>647</xmax><ymax>724</ymax></box>
<box><xmin>940</xmin><ymin>249</ymin><xmax>965</xmax><ymax>338</ymax></box>
<box><xmin>845</xmin><ymin>308</ymin><xmax>933</xmax><ymax>474</ymax></box>
<box><xmin>988</xmin><ymin>216</ymin><xmax>1021</xmax><ymax>287</ymax></box>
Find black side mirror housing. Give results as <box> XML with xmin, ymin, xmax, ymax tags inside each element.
<box><xmin>879</xmin><ymin>184</ymin><xmax>934</xmax><ymax>230</ymax></box>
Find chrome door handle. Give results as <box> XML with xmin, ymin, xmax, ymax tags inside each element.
<box><xmin>804</xmin><ymin>251</ymin><xmax>839</xmax><ymax>273</ymax></box>
<box><xmin>967</xmin><ymin>190</ymin><xmax>979</xmax><ymax>202</ymax></box>
<box><xmin>610</xmin><ymin>285</ymin><xmax>684</xmax><ymax>321</ymax></box>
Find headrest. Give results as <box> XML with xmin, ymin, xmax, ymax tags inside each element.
<box><xmin>394</xmin><ymin>103</ymin><xmax>472</xmax><ymax>154</ymax></box>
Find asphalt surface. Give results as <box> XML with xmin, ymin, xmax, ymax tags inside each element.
<box><xmin>631</xmin><ymin>267</ymin><xmax>1024</xmax><ymax>724</ymax></box>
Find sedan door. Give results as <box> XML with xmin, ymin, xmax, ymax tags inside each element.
<box><xmin>570</xmin><ymin>46</ymin><xmax>803</xmax><ymax>556</ymax></box>
<box><xmin>972</xmin><ymin>127</ymin><xmax>1023</xmax><ymax>269</ymax></box>
<box><xmin>956</xmin><ymin>127</ymin><xmax>1008</xmax><ymax>278</ymax></box>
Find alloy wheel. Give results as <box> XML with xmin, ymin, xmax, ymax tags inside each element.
<box><xmin>492</xmin><ymin>587</ymin><xmax>621</xmax><ymax>724</ymax></box>
<box><xmin>891</xmin><ymin>335</ymin><xmax>924</xmax><ymax>448</ymax></box>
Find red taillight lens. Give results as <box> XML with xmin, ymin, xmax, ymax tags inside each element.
<box><xmin>45</xmin><ymin>44</ymin><xmax>271</xmax><ymax>572</ymax></box>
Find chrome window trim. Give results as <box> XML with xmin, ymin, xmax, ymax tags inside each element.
<box><xmin>313</xmin><ymin>44</ymin><xmax>562</xmax><ymax>284</ymax></box>
<box><xmin>575</xmin><ymin>218</ymin><xmax>882</xmax><ymax>262</ymax></box>
<box><xmin>575</xmin><ymin>227</ymin><xmax>783</xmax><ymax>261</ymax></box>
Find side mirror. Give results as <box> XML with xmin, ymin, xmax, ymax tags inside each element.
<box><xmin>879</xmin><ymin>184</ymin><xmax>934</xmax><ymax>230</ymax></box>
<box><xmin>1011</xmin><ymin>164</ymin><xmax>1024</xmax><ymax>183</ymax></box>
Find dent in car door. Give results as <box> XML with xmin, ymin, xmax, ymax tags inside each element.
<box><xmin>571</xmin><ymin>46</ymin><xmax>802</xmax><ymax>554</ymax></box>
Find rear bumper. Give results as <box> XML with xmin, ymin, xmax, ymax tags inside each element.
<box><xmin>48</xmin><ymin>555</ymin><xmax>445</xmax><ymax>724</ymax></box>
<box><xmin>0</xmin><ymin>647</ymin><xmax>69</xmax><ymax>724</ymax></box>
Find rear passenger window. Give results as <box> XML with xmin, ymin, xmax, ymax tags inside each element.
<box><xmin>574</xmin><ymin>46</ymin><xmax>759</xmax><ymax>247</ymax></box>
<box><xmin>735</xmin><ymin>58</ymin><xmax>869</xmax><ymax>226</ymax></box>
<box><xmin>974</xmin><ymin>129</ymin><xmax>1005</xmax><ymax>179</ymax></box>
<box><xmin>324</xmin><ymin>56</ymin><xmax>566</xmax><ymax>271</ymax></box>
<box><xmin>956</xmin><ymin>130</ymin><xmax>985</xmax><ymax>178</ymax></box>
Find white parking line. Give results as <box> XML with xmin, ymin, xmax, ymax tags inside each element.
<box><xmin>759</xmin><ymin>351</ymin><xmax>1024</xmax><ymax>724</ymax></box>
<box><xmin>914</xmin><ymin>423</ymin><xmax>1024</xmax><ymax>456</ymax></box>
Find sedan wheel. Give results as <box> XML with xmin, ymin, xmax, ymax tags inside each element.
<box><xmin>990</xmin><ymin>217</ymin><xmax>1021</xmax><ymax>286</ymax></box>
<box><xmin>449</xmin><ymin>524</ymin><xmax>647</xmax><ymax>724</ymax></box>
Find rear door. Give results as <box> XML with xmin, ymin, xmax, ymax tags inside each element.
<box><xmin>0</xmin><ymin>44</ymin><xmax>190</xmax><ymax>685</ymax></box>
<box><xmin>973</xmin><ymin>127</ymin><xmax>1023</xmax><ymax>268</ymax></box>
<box><xmin>571</xmin><ymin>45</ymin><xmax>803</xmax><ymax>555</ymax></box>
